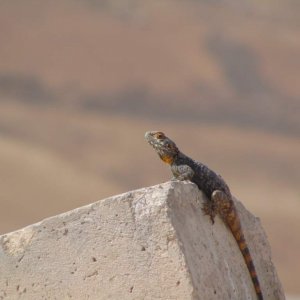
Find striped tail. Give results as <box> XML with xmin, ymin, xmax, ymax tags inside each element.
<box><xmin>227</xmin><ymin>206</ymin><xmax>263</xmax><ymax>300</ymax></box>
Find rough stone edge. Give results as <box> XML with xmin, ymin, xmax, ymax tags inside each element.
<box><xmin>164</xmin><ymin>181</ymin><xmax>285</xmax><ymax>300</ymax></box>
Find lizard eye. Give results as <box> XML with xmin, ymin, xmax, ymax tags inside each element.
<box><xmin>155</xmin><ymin>132</ymin><xmax>165</xmax><ymax>139</ymax></box>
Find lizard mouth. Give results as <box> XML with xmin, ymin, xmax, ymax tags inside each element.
<box><xmin>144</xmin><ymin>131</ymin><xmax>163</xmax><ymax>149</ymax></box>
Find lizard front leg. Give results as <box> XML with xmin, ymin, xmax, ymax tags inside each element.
<box><xmin>171</xmin><ymin>164</ymin><xmax>194</xmax><ymax>181</ymax></box>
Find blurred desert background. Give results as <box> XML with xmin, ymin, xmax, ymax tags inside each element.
<box><xmin>0</xmin><ymin>0</ymin><xmax>299</xmax><ymax>297</ymax></box>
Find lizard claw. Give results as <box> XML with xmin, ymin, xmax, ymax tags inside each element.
<box><xmin>202</xmin><ymin>201</ymin><xmax>216</xmax><ymax>224</ymax></box>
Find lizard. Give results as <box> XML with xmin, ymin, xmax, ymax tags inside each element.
<box><xmin>145</xmin><ymin>130</ymin><xmax>263</xmax><ymax>300</ymax></box>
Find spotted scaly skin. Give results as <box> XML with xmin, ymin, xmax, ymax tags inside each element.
<box><xmin>145</xmin><ymin>131</ymin><xmax>263</xmax><ymax>300</ymax></box>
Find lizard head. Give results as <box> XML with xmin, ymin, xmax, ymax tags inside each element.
<box><xmin>145</xmin><ymin>131</ymin><xmax>179</xmax><ymax>164</ymax></box>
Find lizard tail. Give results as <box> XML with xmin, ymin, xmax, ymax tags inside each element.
<box><xmin>227</xmin><ymin>207</ymin><xmax>263</xmax><ymax>300</ymax></box>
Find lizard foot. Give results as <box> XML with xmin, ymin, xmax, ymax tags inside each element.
<box><xmin>202</xmin><ymin>201</ymin><xmax>217</xmax><ymax>224</ymax></box>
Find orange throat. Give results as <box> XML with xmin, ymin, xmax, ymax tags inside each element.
<box><xmin>161</xmin><ymin>154</ymin><xmax>174</xmax><ymax>165</ymax></box>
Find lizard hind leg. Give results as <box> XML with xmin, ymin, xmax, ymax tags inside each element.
<box><xmin>211</xmin><ymin>190</ymin><xmax>233</xmax><ymax>219</ymax></box>
<box><xmin>201</xmin><ymin>190</ymin><xmax>229</xmax><ymax>224</ymax></box>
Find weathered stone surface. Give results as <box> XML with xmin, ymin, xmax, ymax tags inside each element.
<box><xmin>0</xmin><ymin>181</ymin><xmax>284</xmax><ymax>300</ymax></box>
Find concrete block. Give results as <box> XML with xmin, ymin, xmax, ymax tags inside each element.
<box><xmin>0</xmin><ymin>181</ymin><xmax>285</xmax><ymax>299</ymax></box>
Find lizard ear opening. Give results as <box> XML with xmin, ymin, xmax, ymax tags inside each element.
<box><xmin>167</xmin><ymin>142</ymin><xmax>179</xmax><ymax>153</ymax></box>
